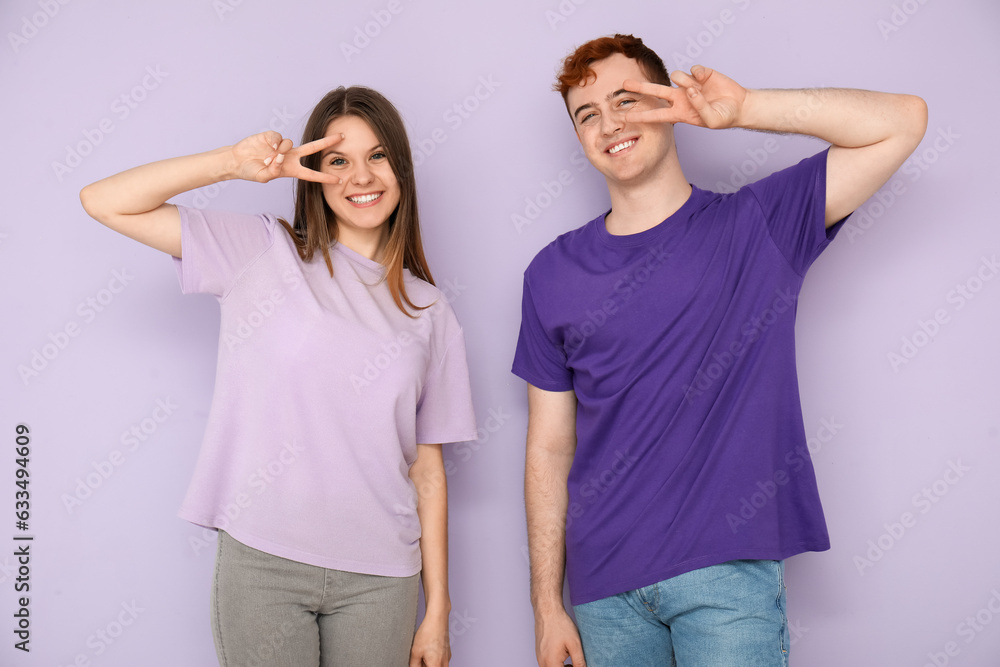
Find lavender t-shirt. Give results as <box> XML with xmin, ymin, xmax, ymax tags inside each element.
<box><xmin>173</xmin><ymin>206</ymin><xmax>477</xmax><ymax>576</ymax></box>
<box><xmin>513</xmin><ymin>150</ymin><xmax>844</xmax><ymax>605</ymax></box>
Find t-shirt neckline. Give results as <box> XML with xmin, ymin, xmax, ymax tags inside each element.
<box><xmin>331</xmin><ymin>241</ymin><xmax>386</xmax><ymax>276</ymax></box>
<box><xmin>594</xmin><ymin>185</ymin><xmax>708</xmax><ymax>248</ymax></box>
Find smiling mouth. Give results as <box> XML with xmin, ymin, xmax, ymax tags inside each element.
<box><xmin>607</xmin><ymin>139</ymin><xmax>637</xmax><ymax>155</ymax></box>
<box><xmin>346</xmin><ymin>192</ymin><xmax>383</xmax><ymax>206</ymax></box>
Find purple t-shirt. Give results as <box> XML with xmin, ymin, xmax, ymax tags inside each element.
<box><xmin>513</xmin><ymin>150</ymin><xmax>844</xmax><ymax>605</ymax></box>
<box><xmin>173</xmin><ymin>205</ymin><xmax>477</xmax><ymax>576</ymax></box>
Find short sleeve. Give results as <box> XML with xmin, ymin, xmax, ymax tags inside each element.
<box><xmin>172</xmin><ymin>205</ymin><xmax>277</xmax><ymax>299</ymax></box>
<box><xmin>415</xmin><ymin>310</ymin><xmax>478</xmax><ymax>445</ymax></box>
<box><xmin>746</xmin><ymin>149</ymin><xmax>844</xmax><ymax>276</ymax></box>
<box><xmin>511</xmin><ymin>278</ymin><xmax>574</xmax><ymax>392</ymax></box>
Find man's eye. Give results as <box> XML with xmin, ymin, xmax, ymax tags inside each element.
<box><xmin>580</xmin><ymin>113</ymin><xmax>597</xmax><ymax>124</ymax></box>
<box><xmin>619</xmin><ymin>98</ymin><xmax>636</xmax><ymax>107</ymax></box>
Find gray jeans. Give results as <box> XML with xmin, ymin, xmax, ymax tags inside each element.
<box><xmin>211</xmin><ymin>530</ymin><xmax>419</xmax><ymax>667</ymax></box>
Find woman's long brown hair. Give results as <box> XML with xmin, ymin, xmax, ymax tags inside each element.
<box><xmin>278</xmin><ymin>86</ymin><xmax>434</xmax><ymax>316</ymax></box>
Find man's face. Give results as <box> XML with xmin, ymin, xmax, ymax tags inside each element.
<box><xmin>565</xmin><ymin>53</ymin><xmax>674</xmax><ymax>185</ymax></box>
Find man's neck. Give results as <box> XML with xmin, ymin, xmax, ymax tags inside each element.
<box><xmin>604</xmin><ymin>158</ymin><xmax>692</xmax><ymax>236</ymax></box>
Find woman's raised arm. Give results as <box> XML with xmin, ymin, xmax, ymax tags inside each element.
<box><xmin>79</xmin><ymin>131</ymin><xmax>344</xmax><ymax>257</ymax></box>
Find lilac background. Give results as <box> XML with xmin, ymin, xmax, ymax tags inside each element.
<box><xmin>3</xmin><ymin>0</ymin><xmax>999</xmax><ymax>665</ymax></box>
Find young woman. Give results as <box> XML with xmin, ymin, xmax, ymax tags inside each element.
<box><xmin>80</xmin><ymin>87</ymin><xmax>477</xmax><ymax>667</ymax></box>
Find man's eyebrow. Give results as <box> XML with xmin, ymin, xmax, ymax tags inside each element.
<box><xmin>572</xmin><ymin>102</ymin><xmax>594</xmax><ymax>121</ymax></box>
<box><xmin>320</xmin><ymin>143</ymin><xmax>383</xmax><ymax>159</ymax></box>
<box><xmin>572</xmin><ymin>89</ymin><xmax>632</xmax><ymax>121</ymax></box>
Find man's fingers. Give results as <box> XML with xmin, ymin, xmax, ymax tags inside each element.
<box><xmin>669</xmin><ymin>69</ymin><xmax>700</xmax><ymax>91</ymax></box>
<box><xmin>625</xmin><ymin>108</ymin><xmax>680</xmax><ymax>124</ymax></box>
<box><xmin>690</xmin><ymin>64</ymin><xmax>714</xmax><ymax>83</ymax></box>
<box><xmin>682</xmin><ymin>83</ymin><xmax>713</xmax><ymax>121</ymax></box>
<box><xmin>622</xmin><ymin>78</ymin><xmax>675</xmax><ymax>101</ymax></box>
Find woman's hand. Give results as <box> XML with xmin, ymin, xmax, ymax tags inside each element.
<box><xmin>230</xmin><ymin>131</ymin><xmax>345</xmax><ymax>184</ymax></box>
<box><xmin>410</xmin><ymin>610</ymin><xmax>451</xmax><ymax>667</ymax></box>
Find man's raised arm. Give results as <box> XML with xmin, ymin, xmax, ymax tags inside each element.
<box><xmin>625</xmin><ymin>66</ymin><xmax>929</xmax><ymax>226</ymax></box>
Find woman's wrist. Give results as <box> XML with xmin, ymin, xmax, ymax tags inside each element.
<box><xmin>422</xmin><ymin>596</ymin><xmax>452</xmax><ymax>618</ymax></box>
<box><xmin>207</xmin><ymin>145</ymin><xmax>240</xmax><ymax>182</ymax></box>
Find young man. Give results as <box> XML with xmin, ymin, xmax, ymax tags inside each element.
<box><xmin>512</xmin><ymin>35</ymin><xmax>927</xmax><ymax>667</ymax></box>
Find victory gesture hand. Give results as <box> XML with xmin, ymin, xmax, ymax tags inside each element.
<box><xmin>230</xmin><ymin>131</ymin><xmax>343</xmax><ymax>184</ymax></box>
<box><xmin>623</xmin><ymin>65</ymin><xmax>748</xmax><ymax>129</ymax></box>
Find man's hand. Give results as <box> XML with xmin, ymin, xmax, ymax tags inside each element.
<box><xmin>623</xmin><ymin>65</ymin><xmax>748</xmax><ymax>129</ymax></box>
<box><xmin>624</xmin><ymin>65</ymin><xmax>927</xmax><ymax>226</ymax></box>
<box><xmin>535</xmin><ymin>608</ymin><xmax>586</xmax><ymax>667</ymax></box>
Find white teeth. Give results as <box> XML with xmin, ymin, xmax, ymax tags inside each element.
<box><xmin>608</xmin><ymin>140</ymin><xmax>636</xmax><ymax>154</ymax></box>
<box><xmin>348</xmin><ymin>193</ymin><xmax>381</xmax><ymax>203</ymax></box>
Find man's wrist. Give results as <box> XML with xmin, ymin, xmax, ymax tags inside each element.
<box><xmin>532</xmin><ymin>595</ymin><xmax>568</xmax><ymax>620</ymax></box>
<box><xmin>733</xmin><ymin>88</ymin><xmax>762</xmax><ymax>131</ymax></box>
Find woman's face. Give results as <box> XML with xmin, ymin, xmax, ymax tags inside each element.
<box><xmin>318</xmin><ymin>115</ymin><xmax>401</xmax><ymax>242</ymax></box>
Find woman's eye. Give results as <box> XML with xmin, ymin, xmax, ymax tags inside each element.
<box><xmin>371</xmin><ymin>151</ymin><xmax>387</xmax><ymax>161</ymax></box>
<box><xmin>330</xmin><ymin>157</ymin><xmax>346</xmax><ymax>167</ymax></box>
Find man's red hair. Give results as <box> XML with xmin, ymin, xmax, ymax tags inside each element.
<box><xmin>554</xmin><ymin>34</ymin><xmax>670</xmax><ymax>113</ymax></box>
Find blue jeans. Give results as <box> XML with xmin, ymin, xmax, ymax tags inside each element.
<box><xmin>573</xmin><ymin>560</ymin><xmax>789</xmax><ymax>667</ymax></box>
